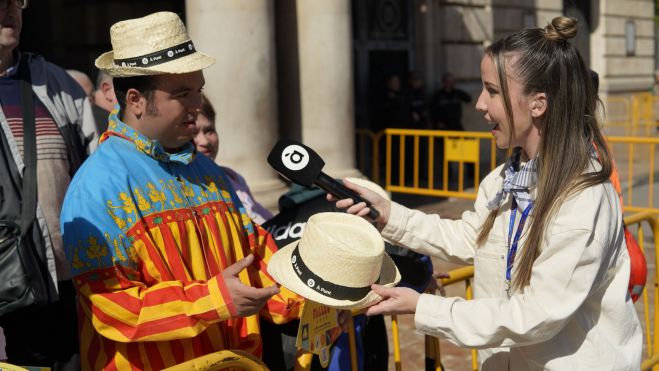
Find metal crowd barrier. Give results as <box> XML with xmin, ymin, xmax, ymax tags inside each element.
<box><xmin>602</xmin><ymin>93</ymin><xmax>659</xmax><ymax>136</ymax></box>
<box><xmin>356</xmin><ymin>129</ymin><xmax>659</xmax><ymax>215</ymax></box>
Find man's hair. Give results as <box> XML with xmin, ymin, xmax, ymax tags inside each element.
<box><xmin>66</xmin><ymin>69</ymin><xmax>94</xmax><ymax>95</ymax></box>
<box><xmin>200</xmin><ymin>93</ymin><xmax>216</xmax><ymax>123</ymax></box>
<box><xmin>113</xmin><ymin>75</ymin><xmax>158</xmax><ymax>118</ymax></box>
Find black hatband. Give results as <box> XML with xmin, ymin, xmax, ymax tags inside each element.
<box><xmin>291</xmin><ymin>244</ymin><xmax>376</xmax><ymax>301</ymax></box>
<box><xmin>114</xmin><ymin>41</ymin><xmax>196</xmax><ymax>68</ymax></box>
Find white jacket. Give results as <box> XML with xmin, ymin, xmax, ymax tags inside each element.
<box><xmin>381</xmin><ymin>162</ymin><xmax>642</xmax><ymax>370</ymax></box>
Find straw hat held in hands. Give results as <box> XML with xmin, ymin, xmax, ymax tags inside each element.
<box><xmin>268</xmin><ymin>212</ymin><xmax>401</xmax><ymax>310</ymax></box>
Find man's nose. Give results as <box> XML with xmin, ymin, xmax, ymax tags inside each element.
<box><xmin>195</xmin><ymin>132</ymin><xmax>208</xmax><ymax>145</ymax></box>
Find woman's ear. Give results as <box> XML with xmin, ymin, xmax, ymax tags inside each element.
<box><xmin>530</xmin><ymin>92</ymin><xmax>547</xmax><ymax>118</ymax></box>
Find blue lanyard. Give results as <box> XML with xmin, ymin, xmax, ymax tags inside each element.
<box><xmin>506</xmin><ymin>198</ymin><xmax>533</xmax><ymax>292</ymax></box>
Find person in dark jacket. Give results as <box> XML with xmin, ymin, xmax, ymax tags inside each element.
<box><xmin>430</xmin><ymin>72</ymin><xmax>472</xmax><ymax>131</ymax></box>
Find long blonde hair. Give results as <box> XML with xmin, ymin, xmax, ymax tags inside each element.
<box><xmin>476</xmin><ymin>17</ymin><xmax>612</xmax><ymax>290</ymax></box>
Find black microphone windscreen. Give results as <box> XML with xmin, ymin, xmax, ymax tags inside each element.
<box><xmin>267</xmin><ymin>139</ymin><xmax>325</xmax><ymax>187</ymax></box>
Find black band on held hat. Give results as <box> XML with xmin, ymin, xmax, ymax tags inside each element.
<box><xmin>114</xmin><ymin>41</ymin><xmax>196</xmax><ymax>68</ymax></box>
<box><xmin>291</xmin><ymin>244</ymin><xmax>377</xmax><ymax>301</ymax></box>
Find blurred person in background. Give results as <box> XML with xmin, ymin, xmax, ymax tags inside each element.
<box><xmin>195</xmin><ymin>93</ymin><xmax>273</xmax><ymax>224</ymax></box>
<box><xmin>66</xmin><ymin>69</ymin><xmax>93</xmax><ymax>102</ymax></box>
<box><xmin>0</xmin><ymin>0</ymin><xmax>97</xmax><ymax>369</ymax></box>
<box><xmin>430</xmin><ymin>72</ymin><xmax>471</xmax><ymax>131</ymax></box>
<box><xmin>91</xmin><ymin>70</ymin><xmax>117</xmax><ymax>133</ymax></box>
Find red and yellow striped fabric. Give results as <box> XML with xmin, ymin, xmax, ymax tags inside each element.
<box><xmin>70</xmin><ymin>203</ymin><xmax>301</xmax><ymax>370</ymax></box>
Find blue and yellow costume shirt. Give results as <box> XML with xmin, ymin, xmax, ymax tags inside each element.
<box><xmin>61</xmin><ymin>109</ymin><xmax>301</xmax><ymax>370</ymax></box>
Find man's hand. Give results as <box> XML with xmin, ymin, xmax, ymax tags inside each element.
<box><xmin>221</xmin><ymin>254</ymin><xmax>280</xmax><ymax>317</ymax></box>
<box><xmin>327</xmin><ymin>179</ymin><xmax>392</xmax><ymax>230</ymax></box>
<box><xmin>365</xmin><ymin>284</ymin><xmax>420</xmax><ymax>316</ymax></box>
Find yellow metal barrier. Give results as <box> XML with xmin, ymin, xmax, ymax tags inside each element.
<box><xmin>606</xmin><ymin>136</ymin><xmax>658</xmax><ymax>214</ymax></box>
<box><xmin>632</xmin><ymin>93</ymin><xmax>656</xmax><ymax>136</ymax></box>
<box><xmin>603</xmin><ymin>94</ymin><xmax>658</xmax><ymax>135</ymax></box>
<box><xmin>429</xmin><ymin>213</ymin><xmax>657</xmax><ymax>370</ymax></box>
<box><xmin>382</xmin><ymin>129</ymin><xmax>498</xmax><ymax>199</ymax></box>
<box><xmin>354</xmin><ymin>129</ymin><xmax>658</xmax><ymax>215</ymax></box>
<box><xmin>603</xmin><ymin>95</ymin><xmax>632</xmax><ymax>133</ymax></box>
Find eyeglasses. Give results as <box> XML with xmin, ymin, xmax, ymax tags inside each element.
<box><xmin>0</xmin><ymin>0</ymin><xmax>27</xmax><ymax>11</ymax></box>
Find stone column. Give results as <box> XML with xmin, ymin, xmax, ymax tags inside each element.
<box><xmin>186</xmin><ymin>0</ymin><xmax>287</xmax><ymax>210</ymax></box>
<box><xmin>296</xmin><ymin>0</ymin><xmax>362</xmax><ymax>178</ymax></box>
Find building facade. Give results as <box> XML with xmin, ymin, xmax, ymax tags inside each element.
<box><xmin>23</xmin><ymin>0</ymin><xmax>656</xmax><ymax>209</ymax></box>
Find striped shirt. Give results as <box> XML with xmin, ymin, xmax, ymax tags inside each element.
<box><xmin>61</xmin><ymin>110</ymin><xmax>302</xmax><ymax>370</ymax></box>
<box><xmin>0</xmin><ymin>74</ymin><xmax>72</xmax><ymax>279</ymax></box>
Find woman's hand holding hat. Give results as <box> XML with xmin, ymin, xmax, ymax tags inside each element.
<box><xmin>364</xmin><ymin>285</ymin><xmax>420</xmax><ymax>317</ymax></box>
<box><xmin>328</xmin><ymin>179</ymin><xmax>391</xmax><ymax>231</ymax></box>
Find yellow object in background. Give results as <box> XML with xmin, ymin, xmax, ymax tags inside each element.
<box><xmin>296</xmin><ymin>300</ymin><xmax>342</xmax><ymax>368</ymax></box>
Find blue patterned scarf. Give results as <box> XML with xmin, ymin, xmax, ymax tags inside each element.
<box><xmin>487</xmin><ymin>147</ymin><xmax>537</xmax><ymax>211</ymax></box>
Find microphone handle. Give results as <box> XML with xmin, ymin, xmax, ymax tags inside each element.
<box><xmin>316</xmin><ymin>172</ymin><xmax>380</xmax><ymax>220</ymax></box>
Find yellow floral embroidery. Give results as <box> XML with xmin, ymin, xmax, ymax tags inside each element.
<box><xmin>86</xmin><ymin>236</ymin><xmax>108</xmax><ymax>267</ymax></box>
<box><xmin>179</xmin><ymin>179</ymin><xmax>195</xmax><ymax>199</ymax></box>
<box><xmin>118</xmin><ymin>193</ymin><xmax>136</xmax><ymax>215</ymax></box>
<box><xmin>72</xmin><ymin>243</ymin><xmax>85</xmax><ymax>270</ymax></box>
<box><xmin>134</xmin><ymin>187</ymin><xmax>151</xmax><ymax>211</ymax></box>
<box><xmin>199</xmin><ymin>187</ymin><xmax>209</xmax><ymax>200</ymax></box>
<box><xmin>106</xmin><ymin>203</ymin><xmax>127</xmax><ymax>230</ymax></box>
<box><xmin>105</xmin><ymin>233</ymin><xmax>126</xmax><ymax>262</ymax></box>
<box><xmin>163</xmin><ymin>180</ymin><xmax>183</xmax><ymax>204</ymax></box>
<box><xmin>147</xmin><ymin>182</ymin><xmax>166</xmax><ymax>209</ymax></box>
<box><xmin>204</xmin><ymin>176</ymin><xmax>219</xmax><ymax>197</ymax></box>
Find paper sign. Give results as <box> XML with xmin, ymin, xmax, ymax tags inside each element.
<box><xmin>296</xmin><ymin>300</ymin><xmax>342</xmax><ymax>367</ymax></box>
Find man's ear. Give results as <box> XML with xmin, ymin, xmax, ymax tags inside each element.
<box><xmin>126</xmin><ymin>88</ymin><xmax>144</xmax><ymax>118</ymax></box>
<box><xmin>100</xmin><ymin>81</ymin><xmax>115</xmax><ymax>104</ymax></box>
<box><xmin>530</xmin><ymin>92</ymin><xmax>547</xmax><ymax>118</ymax></box>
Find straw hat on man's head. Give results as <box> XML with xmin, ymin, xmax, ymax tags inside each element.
<box><xmin>268</xmin><ymin>212</ymin><xmax>400</xmax><ymax>310</ymax></box>
<box><xmin>95</xmin><ymin>12</ymin><xmax>215</xmax><ymax>78</ymax></box>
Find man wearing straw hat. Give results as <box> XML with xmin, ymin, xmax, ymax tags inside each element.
<box><xmin>60</xmin><ymin>12</ymin><xmax>302</xmax><ymax>370</ymax></box>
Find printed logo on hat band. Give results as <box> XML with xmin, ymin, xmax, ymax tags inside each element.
<box><xmin>290</xmin><ymin>244</ymin><xmax>376</xmax><ymax>301</ymax></box>
<box><xmin>114</xmin><ymin>41</ymin><xmax>196</xmax><ymax>68</ymax></box>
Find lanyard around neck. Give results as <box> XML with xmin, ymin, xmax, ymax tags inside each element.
<box><xmin>506</xmin><ymin>198</ymin><xmax>534</xmax><ymax>289</ymax></box>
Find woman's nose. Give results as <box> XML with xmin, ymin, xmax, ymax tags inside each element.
<box><xmin>475</xmin><ymin>91</ymin><xmax>488</xmax><ymax>112</ymax></box>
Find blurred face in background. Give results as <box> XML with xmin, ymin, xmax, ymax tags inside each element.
<box><xmin>0</xmin><ymin>0</ymin><xmax>23</xmax><ymax>52</ymax></box>
<box><xmin>194</xmin><ymin>113</ymin><xmax>218</xmax><ymax>159</ymax></box>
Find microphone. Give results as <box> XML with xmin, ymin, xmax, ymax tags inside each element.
<box><xmin>267</xmin><ymin>139</ymin><xmax>380</xmax><ymax>220</ymax></box>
